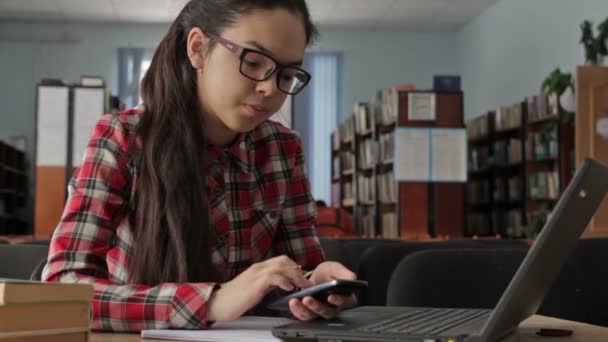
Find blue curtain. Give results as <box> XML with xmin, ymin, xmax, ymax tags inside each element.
<box><xmin>308</xmin><ymin>53</ymin><xmax>341</xmax><ymax>204</ymax></box>
<box><xmin>118</xmin><ymin>48</ymin><xmax>154</xmax><ymax>109</ymax></box>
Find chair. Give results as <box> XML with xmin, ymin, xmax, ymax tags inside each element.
<box><xmin>575</xmin><ymin>238</ymin><xmax>608</xmax><ymax>326</ymax></box>
<box><xmin>0</xmin><ymin>244</ymin><xmax>50</xmax><ymax>280</ymax></box>
<box><xmin>386</xmin><ymin>248</ymin><xmax>586</xmax><ymax>323</ymax></box>
<box><xmin>30</xmin><ymin>257</ymin><xmax>47</xmax><ymax>281</ymax></box>
<box><xmin>358</xmin><ymin>239</ymin><xmax>528</xmax><ymax>306</ymax></box>
<box><xmin>387</xmin><ymin>248</ymin><xmax>528</xmax><ymax>309</ymax></box>
<box><xmin>18</xmin><ymin>239</ymin><xmax>51</xmax><ymax>246</ymax></box>
<box><xmin>318</xmin><ymin>237</ymin><xmax>402</xmax><ymax>274</ymax></box>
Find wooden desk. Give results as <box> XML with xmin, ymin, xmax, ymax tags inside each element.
<box><xmin>90</xmin><ymin>315</ymin><xmax>608</xmax><ymax>341</ymax></box>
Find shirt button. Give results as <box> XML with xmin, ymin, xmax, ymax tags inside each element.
<box><xmin>269</xmin><ymin>210</ymin><xmax>277</xmax><ymax>219</ymax></box>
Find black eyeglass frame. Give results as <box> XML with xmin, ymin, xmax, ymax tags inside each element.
<box><xmin>206</xmin><ymin>33</ymin><xmax>311</xmax><ymax>95</ymax></box>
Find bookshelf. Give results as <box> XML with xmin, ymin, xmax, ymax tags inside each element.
<box><xmin>0</xmin><ymin>141</ymin><xmax>28</xmax><ymax>235</ymax></box>
<box><xmin>353</xmin><ymin>102</ymin><xmax>377</xmax><ymax>237</ymax></box>
<box><xmin>331</xmin><ymin>88</ymin><xmax>465</xmax><ymax>239</ymax></box>
<box><xmin>333</xmin><ymin>116</ymin><xmax>356</xmax><ymax>224</ymax></box>
<box><xmin>465</xmin><ymin>100</ymin><xmax>518</xmax><ymax>238</ymax></box>
<box><xmin>465</xmin><ymin>93</ymin><xmax>574</xmax><ymax>239</ymax></box>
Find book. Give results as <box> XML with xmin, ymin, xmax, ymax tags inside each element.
<box><xmin>0</xmin><ymin>302</ymin><xmax>90</xmax><ymax>332</ymax></box>
<box><xmin>0</xmin><ymin>330</ymin><xmax>88</xmax><ymax>342</ymax></box>
<box><xmin>0</xmin><ymin>279</ymin><xmax>94</xmax><ymax>305</ymax></box>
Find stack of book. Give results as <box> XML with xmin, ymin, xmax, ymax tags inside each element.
<box><xmin>0</xmin><ymin>279</ymin><xmax>94</xmax><ymax>341</ymax></box>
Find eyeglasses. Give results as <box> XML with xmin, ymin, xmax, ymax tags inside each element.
<box><xmin>206</xmin><ymin>33</ymin><xmax>311</xmax><ymax>95</ymax></box>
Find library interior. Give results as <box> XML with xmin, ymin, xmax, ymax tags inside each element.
<box><xmin>1</xmin><ymin>0</ymin><xmax>608</xmax><ymax>341</ymax></box>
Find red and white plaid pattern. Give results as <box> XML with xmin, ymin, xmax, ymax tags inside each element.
<box><xmin>42</xmin><ymin>109</ymin><xmax>324</xmax><ymax>331</ymax></box>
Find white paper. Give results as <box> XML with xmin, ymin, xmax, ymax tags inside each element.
<box><xmin>394</xmin><ymin>128</ymin><xmax>430</xmax><ymax>181</ymax></box>
<box><xmin>141</xmin><ymin>316</ymin><xmax>294</xmax><ymax>342</ymax></box>
<box><xmin>72</xmin><ymin>87</ymin><xmax>105</xmax><ymax>167</ymax></box>
<box><xmin>36</xmin><ymin>86</ymin><xmax>69</xmax><ymax>166</ymax></box>
<box><xmin>431</xmin><ymin>129</ymin><xmax>467</xmax><ymax>182</ymax></box>
<box><xmin>408</xmin><ymin>93</ymin><xmax>436</xmax><ymax>121</ymax></box>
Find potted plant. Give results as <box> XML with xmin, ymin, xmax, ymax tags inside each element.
<box><xmin>541</xmin><ymin>68</ymin><xmax>575</xmax><ymax>123</ymax></box>
<box><xmin>580</xmin><ymin>18</ymin><xmax>608</xmax><ymax>65</ymax></box>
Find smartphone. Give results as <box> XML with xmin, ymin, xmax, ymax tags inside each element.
<box><xmin>266</xmin><ymin>279</ymin><xmax>368</xmax><ymax>311</ymax></box>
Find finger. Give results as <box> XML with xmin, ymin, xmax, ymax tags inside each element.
<box><xmin>328</xmin><ymin>294</ymin><xmax>357</xmax><ymax>309</ymax></box>
<box><xmin>322</xmin><ymin>261</ymin><xmax>357</xmax><ymax>280</ymax></box>
<box><xmin>272</xmin><ymin>262</ymin><xmax>313</xmax><ymax>289</ymax></box>
<box><xmin>267</xmin><ymin>274</ymin><xmax>295</xmax><ymax>292</ymax></box>
<box><xmin>325</xmin><ymin>262</ymin><xmax>357</xmax><ymax>280</ymax></box>
<box><xmin>289</xmin><ymin>298</ymin><xmax>317</xmax><ymax>321</ymax></box>
<box><xmin>302</xmin><ymin>296</ymin><xmax>338</xmax><ymax>320</ymax></box>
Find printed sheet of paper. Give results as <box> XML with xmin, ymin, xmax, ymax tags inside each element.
<box><xmin>431</xmin><ymin>128</ymin><xmax>467</xmax><ymax>182</ymax></box>
<box><xmin>394</xmin><ymin>128</ymin><xmax>430</xmax><ymax>181</ymax></box>
<box><xmin>408</xmin><ymin>92</ymin><xmax>436</xmax><ymax>121</ymax></box>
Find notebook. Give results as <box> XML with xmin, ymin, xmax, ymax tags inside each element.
<box><xmin>142</xmin><ymin>316</ymin><xmax>294</xmax><ymax>342</ymax></box>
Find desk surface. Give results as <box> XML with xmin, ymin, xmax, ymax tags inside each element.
<box><xmin>90</xmin><ymin>315</ymin><xmax>608</xmax><ymax>341</ymax></box>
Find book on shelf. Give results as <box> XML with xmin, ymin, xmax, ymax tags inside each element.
<box><xmin>353</xmin><ymin>102</ymin><xmax>374</xmax><ymax>135</ymax></box>
<box><xmin>357</xmin><ymin>175</ymin><xmax>375</xmax><ymax>204</ymax></box>
<box><xmin>466</xmin><ymin>114</ymin><xmax>491</xmax><ymax>140</ymax></box>
<box><xmin>381</xmin><ymin>212</ymin><xmax>398</xmax><ymax>239</ymax></box>
<box><xmin>493</xmin><ymin>138</ymin><xmax>522</xmax><ymax>165</ymax></box>
<box><xmin>526</xmin><ymin>130</ymin><xmax>558</xmax><ymax>161</ymax></box>
<box><xmin>526</xmin><ymin>93</ymin><xmax>559</xmax><ymax>123</ymax></box>
<box><xmin>377</xmin><ymin>173</ymin><xmax>397</xmax><ymax>204</ymax></box>
<box><xmin>331</xmin><ymin>183</ymin><xmax>340</xmax><ymax>208</ymax></box>
<box><xmin>339</xmin><ymin>118</ymin><xmax>355</xmax><ymax>143</ymax></box>
<box><xmin>494</xmin><ymin>102</ymin><xmax>522</xmax><ymax>132</ymax></box>
<box><xmin>378</xmin><ymin>133</ymin><xmax>394</xmax><ymax>164</ymax></box>
<box><xmin>358</xmin><ymin>140</ymin><xmax>378</xmax><ymax>170</ymax></box>
<box><xmin>332</xmin><ymin>156</ymin><xmax>340</xmax><ymax>179</ymax></box>
<box><xmin>528</xmin><ymin>171</ymin><xmax>559</xmax><ymax>200</ymax></box>
<box><xmin>340</xmin><ymin>152</ymin><xmax>355</xmax><ymax>174</ymax></box>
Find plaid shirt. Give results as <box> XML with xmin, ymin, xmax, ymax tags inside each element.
<box><xmin>42</xmin><ymin>109</ymin><xmax>325</xmax><ymax>332</ymax></box>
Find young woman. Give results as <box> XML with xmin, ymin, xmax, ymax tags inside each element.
<box><xmin>42</xmin><ymin>0</ymin><xmax>356</xmax><ymax>332</ymax></box>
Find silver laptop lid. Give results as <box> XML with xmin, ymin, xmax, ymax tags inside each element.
<box><xmin>470</xmin><ymin>158</ymin><xmax>608</xmax><ymax>342</ymax></box>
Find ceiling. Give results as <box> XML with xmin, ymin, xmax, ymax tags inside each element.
<box><xmin>0</xmin><ymin>0</ymin><xmax>500</xmax><ymax>31</ymax></box>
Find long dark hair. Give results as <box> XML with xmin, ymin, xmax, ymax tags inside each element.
<box><xmin>130</xmin><ymin>0</ymin><xmax>318</xmax><ymax>285</ymax></box>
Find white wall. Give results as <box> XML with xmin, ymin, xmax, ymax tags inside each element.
<box><xmin>0</xmin><ymin>20</ymin><xmax>461</xmax><ymax>229</ymax></box>
<box><xmin>316</xmin><ymin>29</ymin><xmax>459</xmax><ymax>121</ymax></box>
<box><xmin>458</xmin><ymin>0</ymin><xmax>608</xmax><ymax>120</ymax></box>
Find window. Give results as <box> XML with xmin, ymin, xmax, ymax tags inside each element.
<box><xmin>118</xmin><ymin>48</ymin><xmax>154</xmax><ymax>109</ymax></box>
<box><xmin>293</xmin><ymin>52</ymin><xmax>342</xmax><ymax>205</ymax></box>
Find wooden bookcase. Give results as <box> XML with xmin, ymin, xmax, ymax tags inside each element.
<box><xmin>576</xmin><ymin>65</ymin><xmax>608</xmax><ymax>237</ymax></box>
<box><xmin>377</xmin><ymin>90</ymin><xmax>465</xmax><ymax>239</ymax></box>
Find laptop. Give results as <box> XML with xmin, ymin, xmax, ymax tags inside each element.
<box><xmin>272</xmin><ymin>158</ymin><xmax>608</xmax><ymax>342</ymax></box>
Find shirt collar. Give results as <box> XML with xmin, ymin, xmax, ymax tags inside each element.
<box><xmin>207</xmin><ymin>133</ymin><xmax>253</xmax><ymax>174</ymax></box>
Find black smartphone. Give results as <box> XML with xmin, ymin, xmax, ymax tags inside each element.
<box><xmin>266</xmin><ymin>279</ymin><xmax>368</xmax><ymax>311</ymax></box>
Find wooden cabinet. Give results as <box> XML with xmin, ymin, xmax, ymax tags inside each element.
<box><xmin>576</xmin><ymin>66</ymin><xmax>608</xmax><ymax>237</ymax></box>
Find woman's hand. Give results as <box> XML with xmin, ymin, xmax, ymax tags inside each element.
<box><xmin>288</xmin><ymin>261</ymin><xmax>358</xmax><ymax>321</ymax></box>
<box><xmin>206</xmin><ymin>255</ymin><xmax>312</xmax><ymax>321</ymax></box>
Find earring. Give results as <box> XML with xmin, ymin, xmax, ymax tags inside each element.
<box><xmin>197</xmin><ymin>68</ymin><xmax>203</xmax><ymax>74</ymax></box>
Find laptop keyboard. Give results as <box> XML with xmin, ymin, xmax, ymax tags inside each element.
<box><xmin>356</xmin><ymin>308</ymin><xmax>489</xmax><ymax>335</ymax></box>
